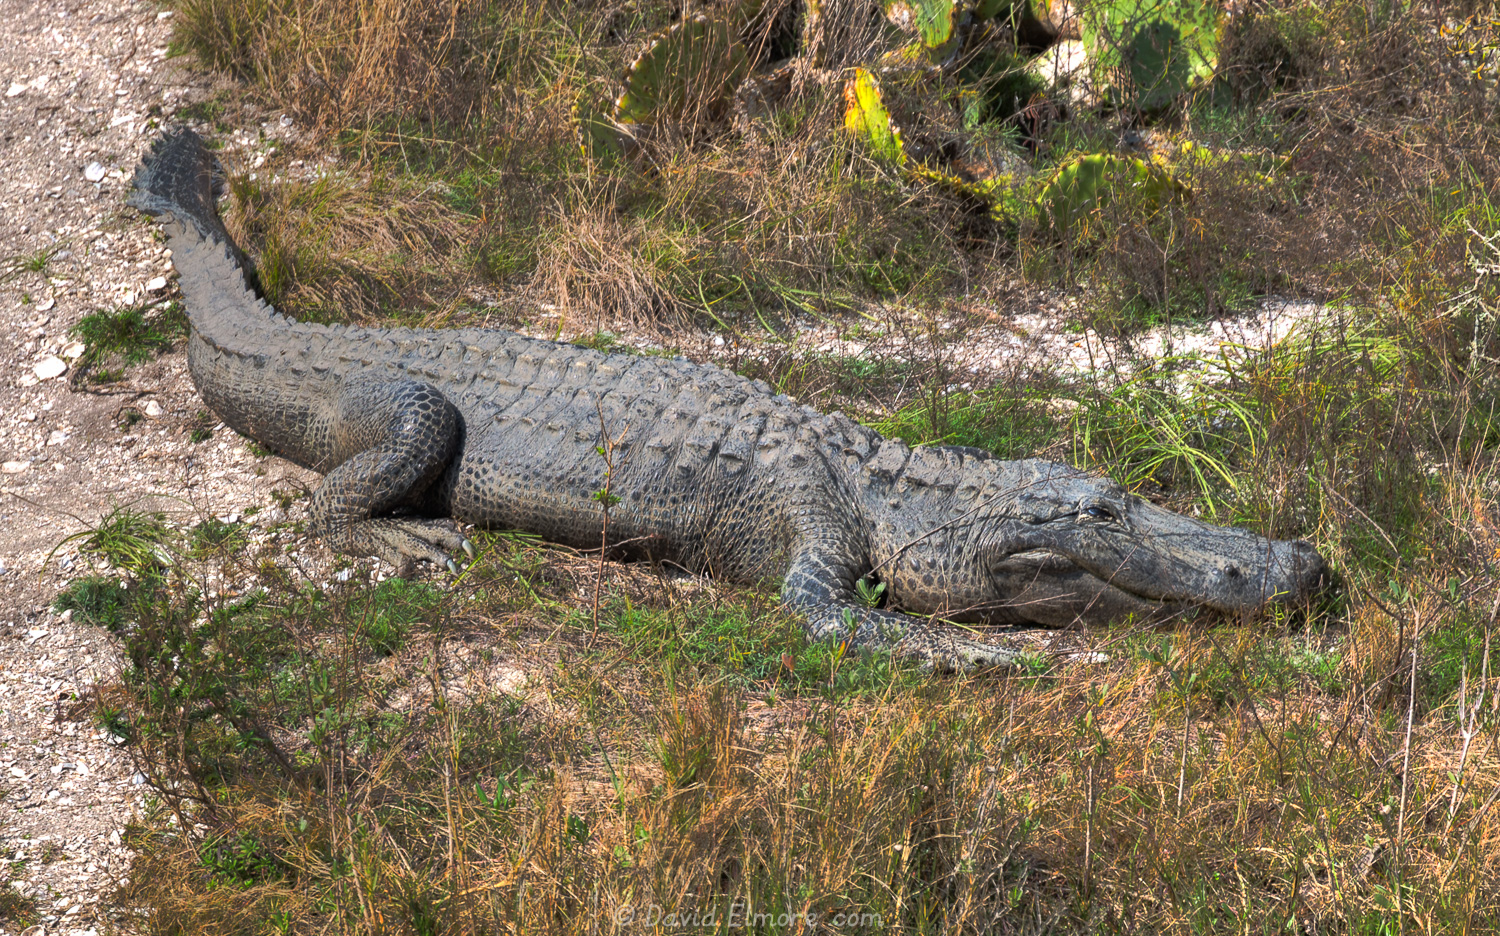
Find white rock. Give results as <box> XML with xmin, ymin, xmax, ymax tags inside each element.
<box><xmin>145</xmin><ymin>275</ymin><xmax>167</xmax><ymax>292</ymax></box>
<box><xmin>1</xmin><ymin>461</ymin><xmax>27</xmax><ymax>474</ymax></box>
<box><xmin>46</xmin><ymin>430</ymin><xmax>68</xmax><ymax>446</ymax></box>
<box><xmin>61</xmin><ymin>340</ymin><xmax>85</xmax><ymax>359</ymax></box>
<box><xmin>83</xmin><ymin>162</ymin><xmax>105</xmax><ymax>182</ymax></box>
<box><xmin>143</xmin><ymin>400</ymin><xmax>164</xmax><ymax>417</ymax></box>
<box><xmin>36</xmin><ymin>296</ymin><xmax>55</xmax><ymax>312</ymax></box>
<box><xmin>5</xmin><ymin>83</ymin><xmax>25</xmax><ymax>98</ymax></box>
<box><xmin>33</xmin><ymin>356</ymin><xmax>66</xmax><ymax>380</ymax></box>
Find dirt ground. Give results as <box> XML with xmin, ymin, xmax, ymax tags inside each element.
<box><xmin>0</xmin><ymin>1</ymin><xmax>323</xmax><ymax>931</ymax></box>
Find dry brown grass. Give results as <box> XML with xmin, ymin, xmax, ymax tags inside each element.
<box><xmin>172</xmin><ymin>0</ymin><xmax>485</xmax><ymax>136</ymax></box>
<box><xmin>110</xmin><ymin>584</ymin><xmax>1500</xmax><ymax>933</ymax></box>
<box><xmin>222</xmin><ymin>168</ymin><xmax>479</xmax><ymax>324</ymax></box>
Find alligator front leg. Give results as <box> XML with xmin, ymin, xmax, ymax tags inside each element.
<box><xmin>309</xmin><ymin>378</ymin><xmax>472</xmax><ymax>574</ymax></box>
<box><xmin>783</xmin><ymin>544</ymin><xmax>1018</xmax><ymax>672</ymax></box>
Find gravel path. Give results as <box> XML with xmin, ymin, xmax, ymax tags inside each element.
<box><xmin>0</xmin><ymin>3</ymin><xmax>315</xmax><ymax>931</ymax></box>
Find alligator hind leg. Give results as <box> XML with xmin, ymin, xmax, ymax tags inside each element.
<box><xmin>309</xmin><ymin>378</ymin><xmax>470</xmax><ymax>574</ymax></box>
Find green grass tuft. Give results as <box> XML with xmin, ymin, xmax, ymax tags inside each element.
<box><xmin>68</xmin><ymin>301</ymin><xmax>187</xmax><ymax>382</ymax></box>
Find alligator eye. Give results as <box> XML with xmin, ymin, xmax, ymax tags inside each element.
<box><xmin>1083</xmin><ymin>505</ymin><xmax>1115</xmax><ymax>521</ymax></box>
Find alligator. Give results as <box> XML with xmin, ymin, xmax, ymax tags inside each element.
<box><xmin>127</xmin><ymin>128</ymin><xmax>1328</xmax><ymax>669</ymax></box>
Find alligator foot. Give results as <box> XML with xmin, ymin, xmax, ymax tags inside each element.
<box><xmin>804</xmin><ymin>602</ymin><xmax>1018</xmax><ymax>672</ymax></box>
<box><xmin>339</xmin><ymin>518</ymin><xmax>474</xmax><ymax>577</ymax></box>
<box><xmin>906</xmin><ymin>631</ymin><xmax>1019</xmax><ymax>673</ymax></box>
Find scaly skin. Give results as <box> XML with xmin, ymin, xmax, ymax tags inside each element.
<box><xmin>127</xmin><ymin>128</ymin><xmax>1330</xmax><ymax>669</ymax></box>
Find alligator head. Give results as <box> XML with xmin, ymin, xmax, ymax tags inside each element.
<box><xmin>873</xmin><ymin>456</ymin><xmax>1330</xmax><ymax>627</ymax></box>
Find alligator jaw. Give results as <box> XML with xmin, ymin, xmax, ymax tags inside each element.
<box><xmin>985</xmin><ymin>549</ymin><xmax>1179</xmax><ymax>627</ymax></box>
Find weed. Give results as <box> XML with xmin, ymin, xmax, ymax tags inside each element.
<box><xmin>68</xmin><ymin>301</ymin><xmax>186</xmax><ymax>382</ymax></box>
<box><xmin>51</xmin><ymin>505</ymin><xmax>173</xmax><ymax>581</ymax></box>
<box><xmin>225</xmin><ymin>171</ymin><xmax>475</xmax><ymax>325</ymax></box>
<box><xmin>190</xmin><ymin>517</ymin><xmax>247</xmax><ymax>558</ymax></box>
<box><xmin>173</xmin><ymin>96</ymin><xmax>229</xmax><ymax>129</ymax></box>
<box><xmin>1071</xmin><ymin>356</ymin><xmax>1261</xmax><ymax>512</ymax></box>
<box><xmin>357</xmin><ymin>578</ymin><xmax>444</xmax><ymax>656</ymax></box>
<box><xmin>876</xmin><ymin>385</ymin><xmax>1064</xmax><ymax>459</ymax></box>
<box><xmin>197</xmin><ymin>830</ymin><xmax>287</xmax><ymax>890</ymax></box>
<box><xmin>0</xmin><ymin>887</ymin><xmax>37</xmax><ymax>926</ymax></box>
<box><xmin>53</xmin><ymin>576</ymin><xmax>135</xmax><ymax>632</ymax></box>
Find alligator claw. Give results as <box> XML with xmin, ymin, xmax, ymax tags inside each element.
<box><xmin>461</xmin><ymin>538</ymin><xmax>477</xmax><ymax>559</ymax></box>
<box><xmin>446</xmin><ymin>558</ymin><xmax>461</xmax><ymax>575</ymax></box>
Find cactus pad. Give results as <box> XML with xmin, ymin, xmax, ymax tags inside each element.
<box><xmin>614</xmin><ymin>14</ymin><xmax>752</xmax><ymax>126</ymax></box>
<box><xmin>1081</xmin><ymin>0</ymin><xmax>1223</xmax><ymax>112</ymax></box>
<box><xmin>882</xmin><ymin>0</ymin><xmax>967</xmax><ymax>63</ymax></box>
<box><xmin>843</xmin><ymin>68</ymin><xmax>908</xmax><ymax>163</ymax></box>
<box><xmin>573</xmin><ymin>96</ymin><xmax>631</xmax><ymax>166</ymax></box>
<box><xmin>1035</xmin><ymin>152</ymin><xmax>1188</xmax><ymax>232</ymax></box>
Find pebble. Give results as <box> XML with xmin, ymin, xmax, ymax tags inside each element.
<box><xmin>1</xmin><ymin>461</ymin><xmax>29</xmax><ymax>474</ymax></box>
<box><xmin>145</xmin><ymin>275</ymin><xmax>167</xmax><ymax>291</ymax></box>
<box><xmin>143</xmin><ymin>400</ymin><xmax>164</xmax><ymax>417</ymax></box>
<box><xmin>36</xmin><ymin>296</ymin><xmax>55</xmax><ymax>312</ymax></box>
<box><xmin>61</xmin><ymin>340</ymin><xmax>85</xmax><ymax>359</ymax></box>
<box><xmin>33</xmin><ymin>356</ymin><xmax>67</xmax><ymax>380</ymax></box>
<box><xmin>83</xmin><ymin>161</ymin><xmax>106</xmax><ymax>182</ymax></box>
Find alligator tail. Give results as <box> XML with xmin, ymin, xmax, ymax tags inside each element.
<box><xmin>126</xmin><ymin>128</ymin><xmax>236</xmax><ymax>250</ymax></box>
<box><xmin>127</xmin><ymin>128</ymin><xmax>283</xmax><ymax>335</ymax></box>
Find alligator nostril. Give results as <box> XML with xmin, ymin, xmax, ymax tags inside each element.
<box><xmin>1224</xmin><ymin>566</ymin><xmax>1241</xmax><ymax>579</ymax></box>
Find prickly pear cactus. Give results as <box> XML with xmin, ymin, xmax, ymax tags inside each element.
<box><xmin>846</xmin><ymin>68</ymin><xmax>1024</xmax><ymax>220</ymax></box>
<box><xmin>844</xmin><ymin>68</ymin><xmax>908</xmax><ymax>163</ymax></box>
<box><xmin>573</xmin><ymin>97</ymin><xmax>631</xmax><ymax>166</ymax></box>
<box><xmin>882</xmin><ymin>0</ymin><xmax>967</xmax><ymax>63</ymax></box>
<box><xmin>614</xmin><ymin>14</ymin><xmax>751</xmax><ymax>127</ymax></box>
<box><xmin>1081</xmin><ymin>0</ymin><xmax>1224</xmax><ymax>111</ymax></box>
<box><xmin>1035</xmin><ymin>152</ymin><xmax>1188</xmax><ymax>233</ymax></box>
<box><xmin>972</xmin><ymin>0</ymin><xmax>1018</xmax><ymax>20</ymax></box>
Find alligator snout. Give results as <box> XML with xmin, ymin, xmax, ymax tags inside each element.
<box><xmin>1287</xmin><ymin>538</ymin><xmax>1331</xmax><ymax>599</ymax></box>
<box><xmin>1241</xmin><ymin>536</ymin><xmax>1330</xmax><ymax>608</ymax></box>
